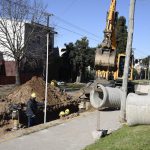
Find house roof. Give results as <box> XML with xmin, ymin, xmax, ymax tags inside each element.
<box><xmin>25</xmin><ymin>22</ymin><xmax>57</xmax><ymax>34</ymax></box>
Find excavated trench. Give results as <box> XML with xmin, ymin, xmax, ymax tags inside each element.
<box><xmin>18</xmin><ymin>103</ymin><xmax>79</xmax><ymax>127</ymax></box>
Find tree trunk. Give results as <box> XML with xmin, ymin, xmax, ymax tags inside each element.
<box><xmin>15</xmin><ymin>60</ymin><xmax>21</xmax><ymax>85</ymax></box>
<box><xmin>76</xmin><ymin>69</ymin><xmax>82</xmax><ymax>83</ymax></box>
<box><xmin>145</xmin><ymin>69</ymin><xmax>147</xmax><ymax>80</ymax></box>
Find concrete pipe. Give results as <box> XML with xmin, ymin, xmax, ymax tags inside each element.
<box><xmin>90</xmin><ymin>84</ymin><xmax>122</xmax><ymax>109</ymax></box>
<box><xmin>126</xmin><ymin>93</ymin><xmax>150</xmax><ymax>126</ymax></box>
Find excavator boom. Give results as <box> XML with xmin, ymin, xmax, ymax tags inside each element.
<box><xmin>95</xmin><ymin>0</ymin><xmax>118</xmax><ymax>79</ymax></box>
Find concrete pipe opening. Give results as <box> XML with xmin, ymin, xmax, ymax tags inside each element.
<box><xmin>90</xmin><ymin>84</ymin><xmax>108</xmax><ymax>109</ymax></box>
<box><xmin>90</xmin><ymin>84</ymin><xmax>122</xmax><ymax>109</ymax></box>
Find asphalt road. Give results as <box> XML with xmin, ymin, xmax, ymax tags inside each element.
<box><xmin>0</xmin><ymin>110</ymin><xmax>121</xmax><ymax>150</ymax></box>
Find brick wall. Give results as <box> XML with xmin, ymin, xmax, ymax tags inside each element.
<box><xmin>0</xmin><ymin>74</ymin><xmax>36</xmax><ymax>85</ymax></box>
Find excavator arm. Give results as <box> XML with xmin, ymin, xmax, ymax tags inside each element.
<box><xmin>104</xmin><ymin>0</ymin><xmax>117</xmax><ymax>50</ymax></box>
<box><xmin>95</xmin><ymin>0</ymin><xmax>118</xmax><ymax>79</ymax></box>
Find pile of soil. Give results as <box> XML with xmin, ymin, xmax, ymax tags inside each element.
<box><xmin>7</xmin><ymin>76</ymin><xmax>73</xmax><ymax>106</ymax></box>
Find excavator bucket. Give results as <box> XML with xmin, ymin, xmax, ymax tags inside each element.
<box><xmin>95</xmin><ymin>48</ymin><xmax>116</xmax><ymax>69</ymax></box>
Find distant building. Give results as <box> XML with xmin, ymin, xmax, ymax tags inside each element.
<box><xmin>0</xmin><ymin>19</ymin><xmax>58</xmax><ymax>60</ymax></box>
<box><xmin>21</xmin><ymin>22</ymin><xmax>59</xmax><ymax>76</ymax></box>
<box><xmin>0</xmin><ymin>20</ymin><xmax>59</xmax><ymax>84</ymax></box>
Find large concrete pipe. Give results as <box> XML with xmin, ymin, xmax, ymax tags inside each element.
<box><xmin>126</xmin><ymin>93</ymin><xmax>150</xmax><ymax>126</ymax></box>
<box><xmin>90</xmin><ymin>84</ymin><xmax>122</xmax><ymax>109</ymax></box>
<box><xmin>134</xmin><ymin>84</ymin><xmax>150</xmax><ymax>94</ymax></box>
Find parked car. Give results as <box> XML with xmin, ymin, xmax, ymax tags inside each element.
<box><xmin>57</xmin><ymin>81</ymin><xmax>65</xmax><ymax>86</ymax></box>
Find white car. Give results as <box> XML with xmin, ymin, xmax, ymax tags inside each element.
<box><xmin>57</xmin><ymin>81</ymin><xmax>65</xmax><ymax>86</ymax></box>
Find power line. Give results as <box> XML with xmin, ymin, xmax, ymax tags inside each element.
<box><xmin>2</xmin><ymin>0</ymin><xmax>52</xmax><ymax>25</ymax></box>
<box><xmin>3</xmin><ymin>0</ymin><xmax>100</xmax><ymax>41</ymax></box>
<box><xmin>135</xmin><ymin>49</ymin><xmax>149</xmax><ymax>56</ymax></box>
<box><xmin>134</xmin><ymin>49</ymin><xmax>149</xmax><ymax>59</ymax></box>
<box><xmin>53</xmin><ymin>15</ymin><xmax>100</xmax><ymax>39</ymax></box>
<box><xmin>2</xmin><ymin>0</ymin><xmax>100</xmax><ymax>43</ymax></box>
<box><xmin>60</xmin><ymin>0</ymin><xmax>80</xmax><ymax>15</ymax></box>
<box><xmin>56</xmin><ymin>25</ymin><xmax>99</xmax><ymax>42</ymax></box>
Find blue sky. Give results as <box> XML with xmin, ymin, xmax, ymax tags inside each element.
<box><xmin>42</xmin><ymin>0</ymin><xmax>150</xmax><ymax>58</ymax></box>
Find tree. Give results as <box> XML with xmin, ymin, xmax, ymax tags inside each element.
<box><xmin>0</xmin><ymin>0</ymin><xmax>46</xmax><ymax>85</ymax></box>
<box><xmin>60</xmin><ymin>42</ymin><xmax>76</xmax><ymax>81</ymax></box>
<box><xmin>142</xmin><ymin>56</ymin><xmax>150</xmax><ymax>67</ymax></box>
<box><xmin>116</xmin><ymin>16</ymin><xmax>128</xmax><ymax>54</ymax></box>
<box><xmin>74</xmin><ymin>37</ymin><xmax>90</xmax><ymax>82</ymax></box>
<box><xmin>60</xmin><ymin>37</ymin><xmax>95</xmax><ymax>82</ymax></box>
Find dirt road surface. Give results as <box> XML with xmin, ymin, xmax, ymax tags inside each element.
<box><xmin>0</xmin><ymin>110</ymin><xmax>121</xmax><ymax>150</ymax></box>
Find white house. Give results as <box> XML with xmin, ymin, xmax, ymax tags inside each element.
<box><xmin>0</xmin><ymin>19</ymin><xmax>57</xmax><ymax>61</ymax></box>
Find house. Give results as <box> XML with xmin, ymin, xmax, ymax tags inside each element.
<box><xmin>21</xmin><ymin>22</ymin><xmax>59</xmax><ymax>76</ymax></box>
<box><xmin>0</xmin><ymin>20</ymin><xmax>59</xmax><ymax>84</ymax></box>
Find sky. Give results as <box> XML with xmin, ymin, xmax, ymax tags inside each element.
<box><xmin>42</xmin><ymin>0</ymin><xmax>150</xmax><ymax>59</ymax></box>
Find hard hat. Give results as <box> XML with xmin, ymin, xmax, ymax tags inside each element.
<box><xmin>51</xmin><ymin>81</ymin><xmax>55</xmax><ymax>86</ymax></box>
<box><xmin>59</xmin><ymin>111</ymin><xmax>65</xmax><ymax>117</ymax></box>
<box><xmin>31</xmin><ymin>92</ymin><xmax>36</xmax><ymax>98</ymax></box>
<box><xmin>65</xmin><ymin>109</ymin><xmax>70</xmax><ymax>115</ymax></box>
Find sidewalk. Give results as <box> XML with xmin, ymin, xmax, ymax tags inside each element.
<box><xmin>0</xmin><ymin>110</ymin><xmax>121</xmax><ymax>150</ymax></box>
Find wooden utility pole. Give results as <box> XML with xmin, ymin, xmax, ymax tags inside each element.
<box><xmin>120</xmin><ymin>0</ymin><xmax>136</xmax><ymax>122</ymax></box>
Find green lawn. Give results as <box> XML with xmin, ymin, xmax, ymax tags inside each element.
<box><xmin>84</xmin><ymin>125</ymin><xmax>150</xmax><ymax>150</ymax></box>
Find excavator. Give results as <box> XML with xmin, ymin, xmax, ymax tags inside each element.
<box><xmin>80</xmin><ymin>0</ymin><xmax>134</xmax><ymax>100</ymax></box>
<box><xmin>95</xmin><ymin>0</ymin><xmax>133</xmax><ymax>82</ymax></box>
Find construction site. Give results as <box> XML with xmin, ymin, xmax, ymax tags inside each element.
<box><xmin>0</xmin><ymin>0</ymin><xmax>150</xmax><ymax>150</ymax></box>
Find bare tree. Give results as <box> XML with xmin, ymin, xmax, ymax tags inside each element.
<box><xmin>0</xmin><ymin>0</ymin><xmax>48</xmax><ymax>85</ymax></box>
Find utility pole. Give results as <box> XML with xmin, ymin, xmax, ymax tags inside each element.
<box><xmin>148</xmin><ymin>57</ymin><xmax>150</xmax><ymax>81</ymax></box>
<box><xmin>120</xmin><ymin>0</ymin><xmax>136</xmax><ymax>122</ymax></box>
<box><xmin>44</xmin><ymin>13</ymin><xmax>52</xmax><ymax>124</ymax></box>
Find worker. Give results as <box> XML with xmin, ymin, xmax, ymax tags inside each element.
<box><xmin>50</xmin><ymin>81</ymin><xmax>55</xmax><ymax>86</ymax></box>
<box><xmin>26</xmin><ymin>92</ymin><xmax>38</xmax><ymax>127</ymax></box>
<box><xmin>59</xmin><ymin>111</ymin><xmax>65</xmax><ymax>118</ymax></box>
<box><xmin>65</xmin><ymin>109</ymin><xmax>70</xmax><ymax>116</ymax></box>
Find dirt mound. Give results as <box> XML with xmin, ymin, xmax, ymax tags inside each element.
<box><xmin>0</xmin><ymin>100</ymin><xmax>10</xmax><ymax>126</ymax></box>
<box><xmin>7</xmin><ymin>76</ymin><xmax>72</xmax><ymax>106</ymax></box>
<box><xmin>0</xmin><ymin>102</ymin><xmax>9</xmax><ymax>115</ymax></box>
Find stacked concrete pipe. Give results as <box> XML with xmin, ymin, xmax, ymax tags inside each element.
<box><xmin>90</xmin><ymin>84</ymin><xmax>122</xmax><ymax>109</ymax></box>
